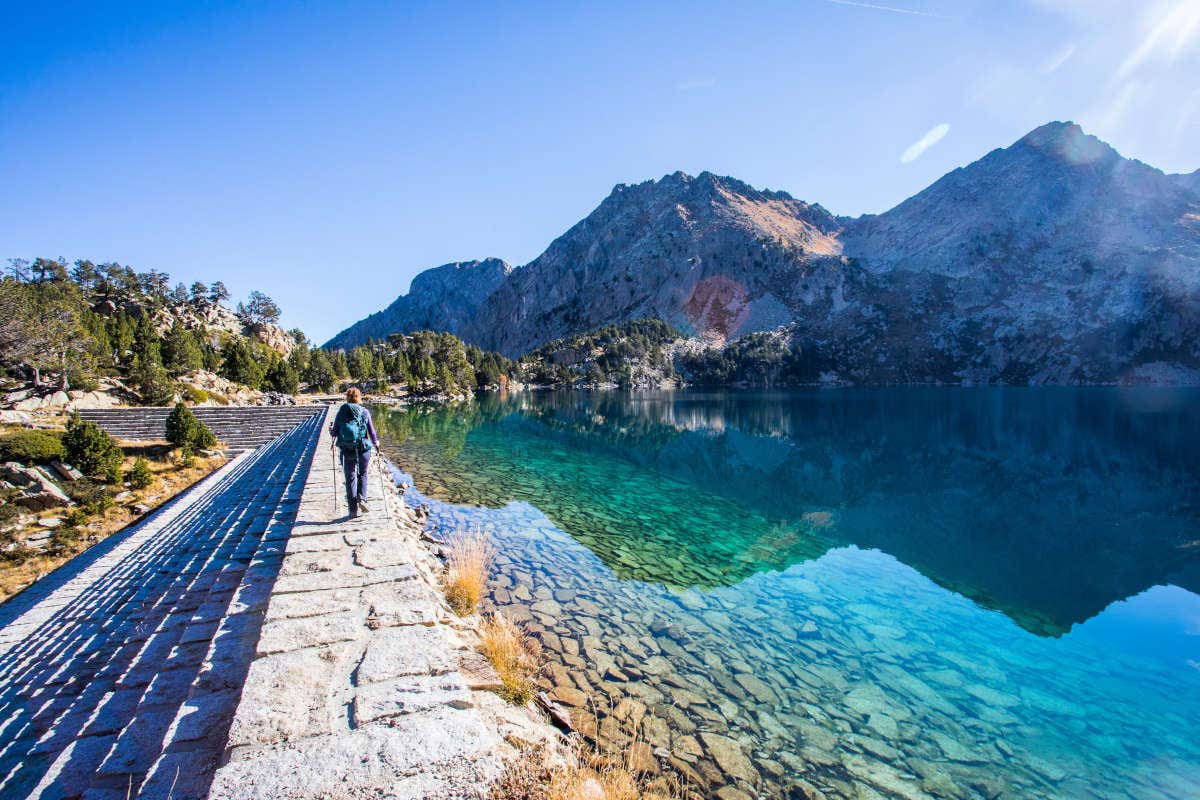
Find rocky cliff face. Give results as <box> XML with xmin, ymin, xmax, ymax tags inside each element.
<box><xmin>462</xmin><ymin>172</ymin><xmax>844</xmax><ymax>356</ymax></box>
<box><xmin>828</xmin><ymin>122</ymin><xmax>1200</xmax><ymax>383</ymax></box>
<box><xmin>331</xmin><ymin>122</ymin><xmax>1200</xmax><ymax>384</ymax></box>
<box><xmin>325</xmin><ymin>258</ymin><xmax>512</xmax><ymax>350</ymax></box>
<box><xmin>145</xmin><ymin>299</ymin><xmax>297</xmax><ymax>357</ymax></box>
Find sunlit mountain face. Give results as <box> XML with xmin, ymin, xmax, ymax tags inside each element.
<box><xmin>335</xmin><ymin>123</ymin><xmax>1200</xmax><ymax>386</ymax></box>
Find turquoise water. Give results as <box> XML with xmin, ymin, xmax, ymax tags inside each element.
<box><xmin>373</xmin><ymin>389</ymin><xmax>1200</xmax><ymax>799</ymax></box>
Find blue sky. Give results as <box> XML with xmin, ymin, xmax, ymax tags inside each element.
<box><xmin>2</xmin><ymin>0</ymin><xmax>1198</xmax><ymax>342</ymax></box>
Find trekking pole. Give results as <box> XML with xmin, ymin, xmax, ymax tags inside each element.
<box><xmin>331</xmin><ymin>443</ymin><xmax>339</xmax><ymax>518</ymax></box>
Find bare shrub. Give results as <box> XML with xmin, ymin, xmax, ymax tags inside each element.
<box><xmin>444</xmin><ymin>530</ymin><xmax>492</xmax><ymax>615</ymax></box>
<box><xmin>479</xmin><ymin>612</ymin><xmax>542</xmax><ymax>705</ymax></box>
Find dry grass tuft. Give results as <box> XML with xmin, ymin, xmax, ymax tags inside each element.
<box><xmin>479</xmin><ymin>612</ymin><xmax>542</xmax><ymax>705</ymax></box>
<box><xmin>443</xmin><ymin>530</ymin><xmax>492</xmax><ymax>615</ymax></box>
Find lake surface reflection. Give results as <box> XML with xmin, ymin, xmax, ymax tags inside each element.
<box><xmin>375</xmin><ymin>389</ymin><xmax>1200</xmax><ymax>799</ymax></box>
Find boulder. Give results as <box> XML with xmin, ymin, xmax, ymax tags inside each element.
<box><xmin>1</xmin><ymin>463</ymin><xmax>72</xmax><ymax>511</ymax></box>
<box><xmin>50</xmin><ymin>461</ymin><xmax>83</xmax><ymax>482</ymax></box>
<box><xmin>67</xmin><ymin>390</ymin><xmax>123</xmax><ymax>410</ymax></box>
<box><xmin>0</xmin><ymin>410</ymin><xmax>31</xmax><ymax>423</ymax></box>
<box><xmin>1</xmin><ymin>462</ymin><xmax>37</xmax><ymax>487</ymax></box>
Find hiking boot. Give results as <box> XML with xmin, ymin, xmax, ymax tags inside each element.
<box><xmin>358</xmin><ymin>499</ymin><xmax>371</xmax><ymax>513</ymax></box>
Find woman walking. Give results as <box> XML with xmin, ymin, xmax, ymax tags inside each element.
<box><xmin>330</xmin><ymin>387</ymin><xmax>380</xmax><ymax>518</ymax></box>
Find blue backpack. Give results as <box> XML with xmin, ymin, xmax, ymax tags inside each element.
<box><xmin>336</xmin><ymin>404</ymin><xmax>368</xmax><ymax>452</ymax></box>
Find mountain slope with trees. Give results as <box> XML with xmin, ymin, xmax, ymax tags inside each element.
<box><xmin>0</xmin><ymin>258</ymin><xmax>308</xmax><ymax>405</ymax></box>
<box><xmin>331</xmin><ymin>121</ymin><xmax>1200</xmax><ymax>385</ymax></box>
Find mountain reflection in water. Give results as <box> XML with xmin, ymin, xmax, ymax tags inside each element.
<box><xmin>374</xmin><ymin>388</ymin><xmax>1199</xmax><ymax>637</ymax></box>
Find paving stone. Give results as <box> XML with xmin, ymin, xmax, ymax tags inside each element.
<box><xmin>356</xmin><ymin>626</ymin><xmax>458</xmax><ymax>684</ymax></box>
<box><xmin>224</xmin><ymin>645</ymin><xmax>346</xmax><ymax>748</ymax></box>
<box><xmin>362</xmin><ymin>582</ymin><xmax>440</xmax><ymax>627</ymax></box>
<box><xmin>170</xmin><ymin>689</ymin><xmax>241</xmax><ymax>743</ymax></box>
<box><xmin>354</xmin><ymin>540</ymin><xmax>418</xmax><ymax>569</ymax></box>
<box><xmin>354</xmin><ymin>674</ymin><xmax>472</xmax><ymax>724</ymax></box>
<box><xmin>139</xmin><ymin>748</ymin><xmax>219</xmax><ymax>800</ymax></box>
<box><xmin>256</xmin><ymin>610</ymin><xmax>363</xmax><ymax>655</ymax></box>
<box><xmin>212</xmin><ymin>709</ymin><xmax>499</xmax><ymax>799</ymax></box>
<box><xmin>279</xmin><ymin>550</ymin><xmax>354</xmax><ymax>578</ymax></box>
<box><xmin>97</xmin><ymin>706</ymin><xmax>177</xmax><ymax>776</ymax></box>
<box><xmin>459</xmin><ymin>651</ymin><xmax>504</xmax><ymax>692</ymax></box>
<box><xmin>271</xmin><ymin>563</ymin><xmax>418</xmax><ymax>594</ymax></box>
<box><xmin>264</xmin><ymin>588</ymin><xmax>360</xmax><ymax>621</ymax></box>
<box><xmin>284</xmin><ymin>533</ymin><xmax>345</xmax><ymax>553</ymax></box>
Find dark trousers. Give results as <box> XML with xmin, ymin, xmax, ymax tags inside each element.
<box><xmin>341</xmin><ymin>447</ymin><xmax>371</xmax><ymax>512</ymax></box>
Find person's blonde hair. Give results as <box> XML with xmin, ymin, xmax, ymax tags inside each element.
<box><xmin>346</xmin><ymin>387</ymin><xmax>363</xmax><ymax>403</ymax></box>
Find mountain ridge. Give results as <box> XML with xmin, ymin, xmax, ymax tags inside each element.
<box><xmin>326</xmin><ymin>121</ymin><xmax>1200</xmax><ymax>384</ymax></box>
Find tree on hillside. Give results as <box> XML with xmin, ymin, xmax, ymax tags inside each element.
<box><xmin>31</xmin><ymin>257</ymin><xmax>69</xmax><ymax>283</ymax></box>
<box><xmin>105</xmin><ymin>312</ymin><xmax>136</xmax><ymax>364</ymax></box>
<box><xmin>263</xmin><ymin>357</ymin><xmax>299</xmax><ymax>394</ymax></box>
<box><xmin>131</xmin><ymin>315</ymin><xmax>162</xmax><ymax>366</ymax></box>
<box><xmin>6</xmin><ymin>259</ymin><xmax>31</xmax><ymax>282</ymax></box>
<box><xmin>286</xmin><ymin>328</ymin><xmax>310</xmax><ymax>374</ymax></box>
<box><xmin>162</xmin><ymin>320</ymin><xmax>203</xmax><ymax>375</ymax></box>
<box><xmin>189</xmin><ymin>281</ymin><xmax>208</xmax><ymax>304</ymax></box>
<box><xmin>169</xmin><ymin>282</ymin><xmax>189</xmax><ymax>304</ymax></box>
<box><xmin>71</xmin><ymin>260</ymin><xmax>98</xmax><ymax>290</ymax></box>
<box><xmin>209</xmin><ymin>281</ymin><xmax>231</xmax><ymax>305</ymax></box>
<box><xmin>347</xmin><ymin>345</ymin><xmax>374</xmax><ymax>381</ymax></box>
<box><xmin>63</xmin><ymin>414</ymin><xmax>122</xmax><ymax>482</ymax></box>
<box><xmin>302</xmin><ymin>349</ymin><xmax>336</xmax><ymax>393</ymax></box>
<box><xmin>138</xmin><ymin>270</ymin><xmax>171</xmax><ymax>300</ymax></box>
<box><xmin>238</xmin><ymin>291</ymin><xmax>281</xmax><ymax>326</ymax></box>
<box><xmin>219</xmin><ymin>338</ymin><xmax>264</xmax><ymax>389</ymax></box>
<box><xmin>328</xmin><ymin>349</ymin><xmax>350</xmax><ymax>381</ymax></box>
<box><xmin>0</xmin><ymin>278</ymin><xmax>93</xmax><ymax>387</ymax></box>
<box><xmin>129</xmin><ymin>355</ymin><xmax>175</xmax><ymax>405</ymax></box>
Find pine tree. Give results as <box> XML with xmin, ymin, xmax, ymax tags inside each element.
<box><xmin>129</xmin><ymin>356</ymin><xmax>175</xmax><ymax>405</ymax></box>
<box><xmin>132</xmin><ymin>315</ymin><xmax>162</xmax><ymax>366</ymax></box>
<box><xmin>347</xmin><ymin>346</ymin><xmax>374</xmax><ymax>380</ymax></box>
<box><xmin>219</xmin><ymin>338</ymin><xmax>264</xmax><ymax>389</ymax></box>
<box><xmin>329</xmin><ymin>350</ymin><xmax>350</xmax><ymax>380</ymax></box>
<box><xmin>162</xmin><ymin>320</ymin><xmax>203</xmax><ymax>376</ymax></box>
<box><xmin>302</xmin><ymin>349</ymin><xmax>336</xmax><ymax>393</ymax></box>
<box><xmin>264</xmin><ymin>357</ymin><xmax>299</xmax><ymax>394</ymax></box>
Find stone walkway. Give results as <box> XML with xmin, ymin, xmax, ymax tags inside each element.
<box><xmin>205</xmin><ymin>411</ymin><xmax>501</xmax><ymax>800</ymax></box>
<box><xmin>0</xmin><ymin>407</ymin><xmax>507</xmax><ymax>800</ymax></box>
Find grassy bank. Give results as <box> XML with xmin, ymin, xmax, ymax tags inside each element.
<box><xmin>0</xmin><ymin>421</ymin><xmax>225</xmax><ymax>602</ymax></box>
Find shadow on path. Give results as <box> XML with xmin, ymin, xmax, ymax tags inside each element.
<box><xmin>0</xmin><ymin>414</ymin><xmax>322</xmax><ymax>799</ymax></box>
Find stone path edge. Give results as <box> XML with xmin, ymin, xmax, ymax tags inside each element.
<box><xmin>205</xmin><ymin>406</ymin><xmax>557</xmax><ymax>800</ymax></box>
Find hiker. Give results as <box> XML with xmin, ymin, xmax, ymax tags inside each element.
<box><xmin>330</xmin><ymin>387</ymin><xmax>380</xmax><ymax>517</ymax></box>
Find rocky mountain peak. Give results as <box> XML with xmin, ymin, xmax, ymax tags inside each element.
<box><xmin>324</xmin><ymin>257</ymin><xmax>511</xmax><ymax>349</ymax></box>
<box><xmin>1015</xmin><ymin>120</ymin><xmax>1120</xmax><ymax>166</ymax></box>
<box><xmin>331</xmin><ymin>121</ymin><xmax>1200</xmax><ymax>383</ymax></box>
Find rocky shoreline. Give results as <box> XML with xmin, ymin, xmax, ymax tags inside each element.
<box><xmin>393</xmin><ymin>465</ymin><xmax>1199</xmax><ymax>800</ymax></box>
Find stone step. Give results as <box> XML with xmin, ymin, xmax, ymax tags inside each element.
<box><xmin>96</xmin><ymin>429</ymin><xmax>317</xmax><ymax>797</ymax></box>
<box><xmin>0</xmin><ymin>413</ymin><xmax>325</xmax><ymax>800</ymax></box>
<box><xmin>78</xmin><ymin>407</ymin><xmax>325</xmax><ymax>452</ymax></box>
